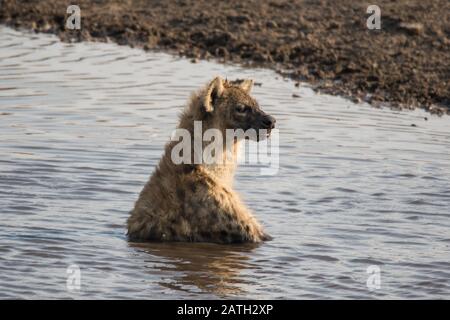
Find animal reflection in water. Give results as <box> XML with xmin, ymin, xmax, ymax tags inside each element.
<box><xmin>129</xmin><ymin>241</ymin><xmax>258</xmax><ymax>296</ymax></box>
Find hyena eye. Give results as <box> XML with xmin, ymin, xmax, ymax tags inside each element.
<box><xmin>235</xmin><ymin>104</ymin><xmax>250</xmax><ymax>113</ymax></box>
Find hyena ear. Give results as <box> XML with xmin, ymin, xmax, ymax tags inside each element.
<box><xmin>204</xmin><ymin>77</ymin><xmax>225</xmax><ymax>112</ymax></box>
<box><xmin>239</xmin><ymin>79</ymin><xmax>254</xmax><ymax>93</ymax></box>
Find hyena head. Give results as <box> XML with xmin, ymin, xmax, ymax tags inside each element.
<box><xmin>203</xmin><ymin>77</ymin><xmax>276</xmax><ymax>141</ymax></box>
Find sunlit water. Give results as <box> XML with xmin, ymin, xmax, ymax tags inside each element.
<box><xmin>1</xmin><ymin>26</ymin><xmax>449</xmax><ymax>299</ymax></box>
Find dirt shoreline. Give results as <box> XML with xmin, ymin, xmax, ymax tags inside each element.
<box><xmin>1</xmin><ymin>0</ymin><xmax>449</xmax><ymax>115</ymax></box>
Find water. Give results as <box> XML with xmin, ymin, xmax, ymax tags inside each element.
<box><xmin>1</xmin><ymin>26</ymin><xmax>449</xmax><ymax>299</ymax></box>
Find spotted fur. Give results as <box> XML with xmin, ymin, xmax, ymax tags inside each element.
<box><xmin>127</xmin><ymin>77</ymin><xmax>275</xmax><ymax>244</ymax></box>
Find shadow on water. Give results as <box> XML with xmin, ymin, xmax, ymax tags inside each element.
<box><xmin>129</xmin><ymin>241</ymin><xmax>259</xmax><ymax>297</ymax></box>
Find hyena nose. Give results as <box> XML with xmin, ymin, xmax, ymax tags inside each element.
<box><xmin>262</xmin><ymin>115</ymin><xmax>276</xmax><ymax>129</ymax></box>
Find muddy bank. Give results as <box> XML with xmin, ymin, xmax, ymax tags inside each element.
<box><xmin>1</xmin><ymin>0</ymin><xmax>449</xmax><ymax>114</ymax></box>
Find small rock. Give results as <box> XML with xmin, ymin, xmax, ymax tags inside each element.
<box><xmin>266</xmin><ymin>20</ymin><xmax>278</xmax><ymax>28</ymax></box>
<box><xmin>42</xmin><ymin>22</ymin><xmax>52</xmax><ymax>32</ymax></box>
<box><xmin>329</xmin><ymin>21</ymin><xmax>340</xmax><ymax>29</ymax></box>
<box><xmin>399</xmin><ymin>22</ymin><xmax>424</xmax><ymax>35</ymax></box>
<box><xmin>214</xmin><ymin>46</ymin><xmax>229</xmax><ymax>57</ymax></box>
<box><xmin>351</xmin><ymin>97</ymin><xmax>362</xmax><ymax>104</ymax></box>
<box><xmin>227</xmin><ymin>14</ymin><xmax>250</xmax><ymax>24</ymax></box>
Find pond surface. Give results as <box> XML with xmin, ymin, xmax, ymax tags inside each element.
<box><xmin>0</xmin><ymin>26</ymin><xmax>449</xmax><ymax>299</ymax></box>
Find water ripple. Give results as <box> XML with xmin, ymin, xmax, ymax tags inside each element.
<box><xmin>0</xmin><ymin>26</ymin><xmax>449</xmax><ymax>299</ymax></box>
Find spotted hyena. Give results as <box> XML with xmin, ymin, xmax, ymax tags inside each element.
<box><xmin>127</xmin><ymin>77</ymin><xmax>276</xmax><ymax>243</ymax></box>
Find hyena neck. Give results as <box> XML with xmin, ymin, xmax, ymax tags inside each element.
<box><xmin>176</xmin><ymin>94</ymin><xmax>240</xmax><ymax>184</ymax></box>
<box><xmin>203</xmin><ymin>139</ymin><xmax>239</xmax><ymax>184</ymax></box>
<box><xmin>191</xmin><ymin>122</ymin><xmax>240</xmax><ymax>184</ymax></box>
